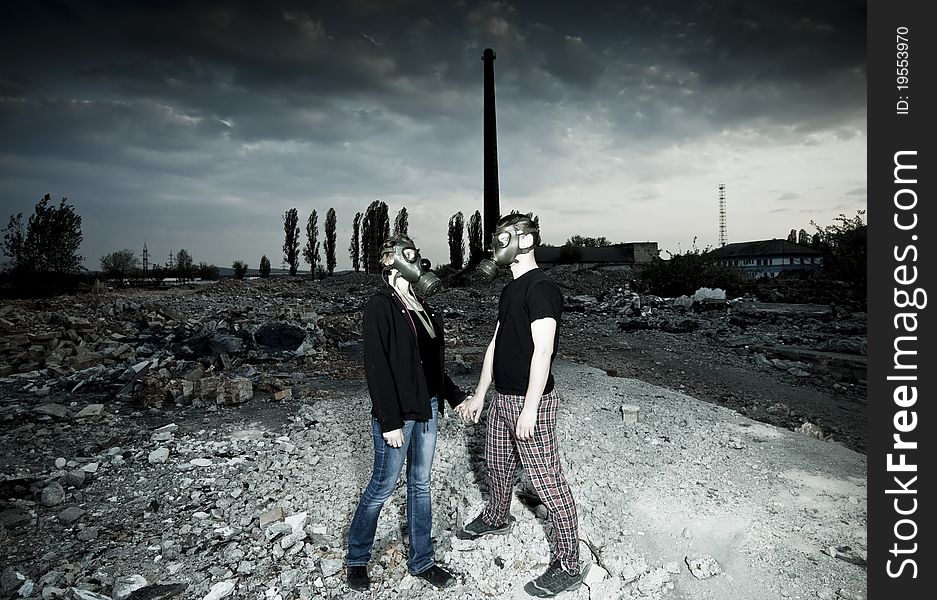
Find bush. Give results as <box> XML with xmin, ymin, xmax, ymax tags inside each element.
<box><xmin>100</xmin><ymin>249</ymin><xmax>139</xmax><ymax>281</ymax></box>
<box><xmin>232</xmin><ymin>260</ymin><xmax>249</xmax><ymax>279</ymax></box>
<box><xmin>197</xmin><ymin>262</ymin><xmax>220</xmax><ymax>280</ymax></box>
<box><xmin>636</xmin><ymin>249</ymin><xmax>745</xmax><ymax>297</ymax></box>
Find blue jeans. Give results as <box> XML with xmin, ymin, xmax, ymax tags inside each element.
<box><xmin>346</xmin><ymin>401</ymin><xmax>438</xmax><ymax>574</ymax></box>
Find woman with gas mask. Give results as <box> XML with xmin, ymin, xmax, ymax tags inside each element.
<box><xmin>345</xmin><ymin>235</ymin><xmax>469</xmax><ymax>591</ymax></box>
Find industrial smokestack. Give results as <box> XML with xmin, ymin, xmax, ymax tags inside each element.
<box><xmin>482</xmin><ymin>48</ymin><xmax>500</xmax><ymax>247</ymax></box>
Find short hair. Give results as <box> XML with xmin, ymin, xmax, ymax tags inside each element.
<box><xmin>497</xmin><ymin>213</ymin><xmax>540</xmax><ymax>247</ymax></box>
<box><xmin>380</xmin><ymin>234</ymin><xmax>416</xmax><ymax>255</ymax></box>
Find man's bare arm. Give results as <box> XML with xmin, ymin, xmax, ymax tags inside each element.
<box><xmin>516</xmin><ymin>317</ymin><xmax>556</xmax><ymax>439</ymax></box>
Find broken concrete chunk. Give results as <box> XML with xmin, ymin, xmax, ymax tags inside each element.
<box><xmin>34</xmin><ymin>403</ymin><xmax>68</xmax><ymax>418</ymax></box>
<box><xmin>218</xmin><ymin>376</ymin><xmax>253</xmax><ymax>405</ymax></box>
<box><xmin>202</xmin><ymin>580</ymin><xmax>235</xmax><ymax>600</ymax></box>
<box><xmin>619</xmin><ymin>404</ymin><xmax>640</xmax><ymax>424</ymax></box>
<box><xmin>112</xmin><ymin>574</ymin><xmax>147</xmax><ymax>600</ymax></box>
<box><xmin>259</xmin><ymin>507</ymin><xmax>285</xmax><ymax>528</ymax></box>
<box><xmin>264</xmin><ymin>521</ymin><xmax>293</xmax><ymax>542</ymax></box>
<box><xmin>75</xmin><ymin>404</ymin><xmax>104</xmax><ymax>418</ymax></box>
<box><xmin>686</xmin><ymin>555</ymin><xmax>721</xmax><ymax>579</ymax></box>
<box><xmin>319</xmin><ymin>558</ymin><xmax>343</xmax><ymax>578</ymax></box>
<box><xmin>71</xmin><ymin>590</ymin><xmax>111</xmax><ymax>600</ymax></box>
<box><xmin>57</xmin><ymin>506</ymin><xmax>85</xmax><ymax>525</ymax></box>
<box><xmin>149</xmin><ymin>448</ymin><xmax>170</xmax><ymax>464</ymax></box>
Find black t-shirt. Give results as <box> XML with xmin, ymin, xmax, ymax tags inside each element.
<box><xmin>493</xmin><ymin>268</ymin><xmax>563</xmax><ymax>395</ymax></box>
<box><xmin>410</xmin><ymin>309</ymin><xmax>444</xmax><ymax>399</ymax></box>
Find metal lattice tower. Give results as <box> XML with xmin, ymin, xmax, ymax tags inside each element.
<box><xmin>718</xmin><ymin>183</ymin><xmax>727</xmax><ymax>247</ymax></box>
<box><xmin>142</xmin><ymin>241</ymin><xmax>149</xmax><ymax>278</ymax></box>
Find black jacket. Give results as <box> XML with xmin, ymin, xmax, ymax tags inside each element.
<box><xmin>363</xmin><ymin>287</ymin><xmax>466</xmax><ymax>433</ymax></box>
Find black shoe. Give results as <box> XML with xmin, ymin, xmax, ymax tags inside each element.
<box><xmin>347</xmin><ymin>565</ymin><xmax>370</xmax><ymax>590</ymax></box>
<box><xmin>413</xmin><ymin>564</ymin><xmax>456</xmax><ymax>589</ymax></box>
<box><xmin>523</xmin><ymin>560</ymin><xmax>589</xmax><ymax>597</ymax></box>
<box><xmin>456</xmin><ymin>514</ymin><xmax>516</xmax><ymax>540</ymax></box>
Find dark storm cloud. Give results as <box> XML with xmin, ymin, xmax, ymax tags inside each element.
<box><xmin>0</xmin><ymin>0</ymin><xmax>866</xmax><ymax>265</ymax></box>
<box><xmin>1</xmin><ymin>0</ymin><xmax>865</xmax><ymax>147</ymax></box>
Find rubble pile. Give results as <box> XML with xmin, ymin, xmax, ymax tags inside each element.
<box><xmin>1</xmin><ymin>270</ymin><xmax>868</xmax><ymax>599</ymax></box>
<box><xmin>0</xmin><ymin>359</ymin><xmax>866</xmax><ymax>600</ymax></box>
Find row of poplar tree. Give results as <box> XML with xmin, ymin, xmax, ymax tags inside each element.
<box><xmin>281</xmin><ymin>201</ymin><xmax>488</xmax><ymax>277</ymax></box>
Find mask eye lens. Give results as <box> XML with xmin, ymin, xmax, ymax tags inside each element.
<box><xmin>403</xmin><ymin>248</ymin><xmax>417</xmax><ymax>262</ymax></box>
<box><xmin>496</xmin><ymin>232</ymin><xmax>511</xmax><ymax>248</ymax></box>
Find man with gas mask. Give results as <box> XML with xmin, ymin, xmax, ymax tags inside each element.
<box><xmin>456</xmin><ymin>214</ymin><xmax>585</xmax><ymax>597</ymax></box>
<box><xmin>345</xmin><ymin>235</ymin><xmax>468</xmax><ymax>591</ymax></box>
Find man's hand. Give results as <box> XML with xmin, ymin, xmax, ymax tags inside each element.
<box><xmin>456</xmin><ymin>393</ymin><xmax>485</xmax><ymax>424</ymax></box>
<box><xmin>515</xmin><ymin>407</ymin><xmax>537</xmax><ymax>440</ymax></box>
<box><xmin>382</xmin><ymin>428</ymin><xmax>404</xmax><ymax>448</ymax></box>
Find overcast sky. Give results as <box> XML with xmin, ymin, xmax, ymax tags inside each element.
<box><xmin>0</xmin><ymin>0</ymin><xmax>866</xmax><ymax>272</ymax></box>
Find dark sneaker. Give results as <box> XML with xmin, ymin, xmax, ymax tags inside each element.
<box><xmin>524</xmin><ymin>560</ymin><xmax>589</xmax><ymax>597</ymax></box>
<box><xmin>456</xmin><ymin>514</ymin><xmax>516</xmax><ymax>540</ymax></box>
<box><xmin>413</xmin><ymin>564</ymin><xmax>456</xmax><ymax>589</ymax></box>
<box><xmin>347</xmin><ymin>565</ymin><xmax>370</xmax><ymax>591</ymax></box>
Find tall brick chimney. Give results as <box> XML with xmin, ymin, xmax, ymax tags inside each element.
<box><xmin>482</xmin><ymin>48</ymin><xmax>500</xmax><ymax>247</ymax></box>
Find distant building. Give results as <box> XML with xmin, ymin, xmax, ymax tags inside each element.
<box><xmin>707</xmin><ymin>239</ymin><xmax>823</xmax><ymax>278</ymax></box>
<box><xmin>535</xmin><ymin>242</ymin><xmax>659</xmax><ymax>270</ymax></box>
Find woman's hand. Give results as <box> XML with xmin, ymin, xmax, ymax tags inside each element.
<box><xmin>382</xmin><ymin>429</ymin><xmax>404</xmax><ymax>448</ymax></box>
<box><xmin>455</xmin><ymin>393</ymin><xmax>485</xmax><ymax>425</ymax></box>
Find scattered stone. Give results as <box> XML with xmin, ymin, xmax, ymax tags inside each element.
<box><xmin>190</xmin><ymin>458</ymin><xmax>213</xmax><ymax>467</ymax></box>
<box><xmin>57</xmin><ymin>506</ymin><xmax>85</xmax><ymax>525</ymax></box>
<box><xmin>65</xmin><ymin>469</ymin><xmax>87</xmax><ymax>487</ymax></box>
<box><xmin>265</xmin><ymin>522</ymin><xmax>293</xmax><ymax>542</ymax></box>
<box><xmin>77</xmin><ymin>527</ymin><xmax>99</xmax><ymax>542</ymax></box>
<box><xmin>113</xmin><ymin>574</ymin><xmax>147</xmax><ymax>600</ymax></box>
<box><xmin>619</xmin><ymin>404</ymin><xmax>640</xmax><ymax>424</ymax></box>
<box><xmin>81</xmin><ymin>462</ymin><xmax>99</xmax><ymax>473</ymax></box>
<box><xmin>673</xmin><ymin>295</ymin><xmax>693</xmax><ymax>308</ymax></box>
<box><xmin>75</xmin><ymin>404</ymin><xmax>105</xmax><ymax>418</ymax></box>
<box><xmin>34</xmin><ymin>403</ymin><xmax>68</xmax><ymax>418</ymax></box>
<box><xmin>259</xmin><ymin>507</ymin><xmax>285</xmax><ymax>528</ymax></box>
<box><xmin>150</xmin><ymin>423</ymin><xmax>179</xmax><ymax>442</ymax></box>
<box><xmin>693</xmin><ymin>287</ymin><xmax>726</xmax><ymax>302</ymax></box>
<box><xmin>203</xmin><ymin>580</ymin><xmax>236</xmax><ymax>600</ymax></box>
<box><xmin>637</xmin><ymin>567</ymin><xmax>670</xmax><ymax>594</ymax></box>
<box><xmin>1</xmin><ymin>568</ymin><xmax>26</xmax><ymax>595</ymax></box>
<box><xmin>583</xmin><ymin>563</ymin><xmax>607</xmax><ymax>586</ymax></box>
<box><xmin>149</xmin><ymin>448</ymin><xmax>170</xmax><ymax>464</ymax></box>
<box><xmin>319</xmin><ymin>558</ymin><xmax>343</xmax><ymax>578</ymax></box>
<box><xmin>284</xmin><ymin>511</ymin><xmax>308</xmax><ymax>534</ymax></box>
<box><xmin>54</xmin><ymin>457</ymin><xmax>67</xmax><ymax>469</ymax></box>
<box><xmin>40</xmin><ymin>482</ymin><xmax>66</xmax><ymax>507</ymax></box>
<box><xmin>686</xmin><ymin>555</ymin><xmax>721</xmax><ymax>580</ymax></box>
<box><xmin>71</xmin><ymin>590</ymin><xmax>111</xmax><ymax>600</ymax></box>
<box><xmin>798</xmin><ymin>422</ymin><xmax>825</xmax><ymax>440</ymax></box>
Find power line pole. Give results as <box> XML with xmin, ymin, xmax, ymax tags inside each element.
<box><xmin>718</xmin><ymin>183</ymin><xmax>727</xmax><ymax>247</ymax></box>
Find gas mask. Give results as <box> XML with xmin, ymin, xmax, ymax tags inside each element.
<box><xmin>381</xmin><ymin>239</ymin><xmax>442</xmax><ymax>296</ymax></box>
<box><xmin>475</xmin><ymin>225</ymin><xmax>535</xmax><ymax>280</ymax></box>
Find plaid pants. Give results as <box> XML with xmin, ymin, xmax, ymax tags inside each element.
<box><xmin>481</xmin><ymin>389</ymin><xmax>580</xmax><ymax>573</ymax></box>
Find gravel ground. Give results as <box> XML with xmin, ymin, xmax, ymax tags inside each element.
<box><xmin>0</xmin><ymin>360</ymin><xmax>866</xmax><ymax>600</ymax></box>
<box><xmin>0</xmin><ymin>274</ymin><xmax>868</xmax><ymax>599</ymax></box>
